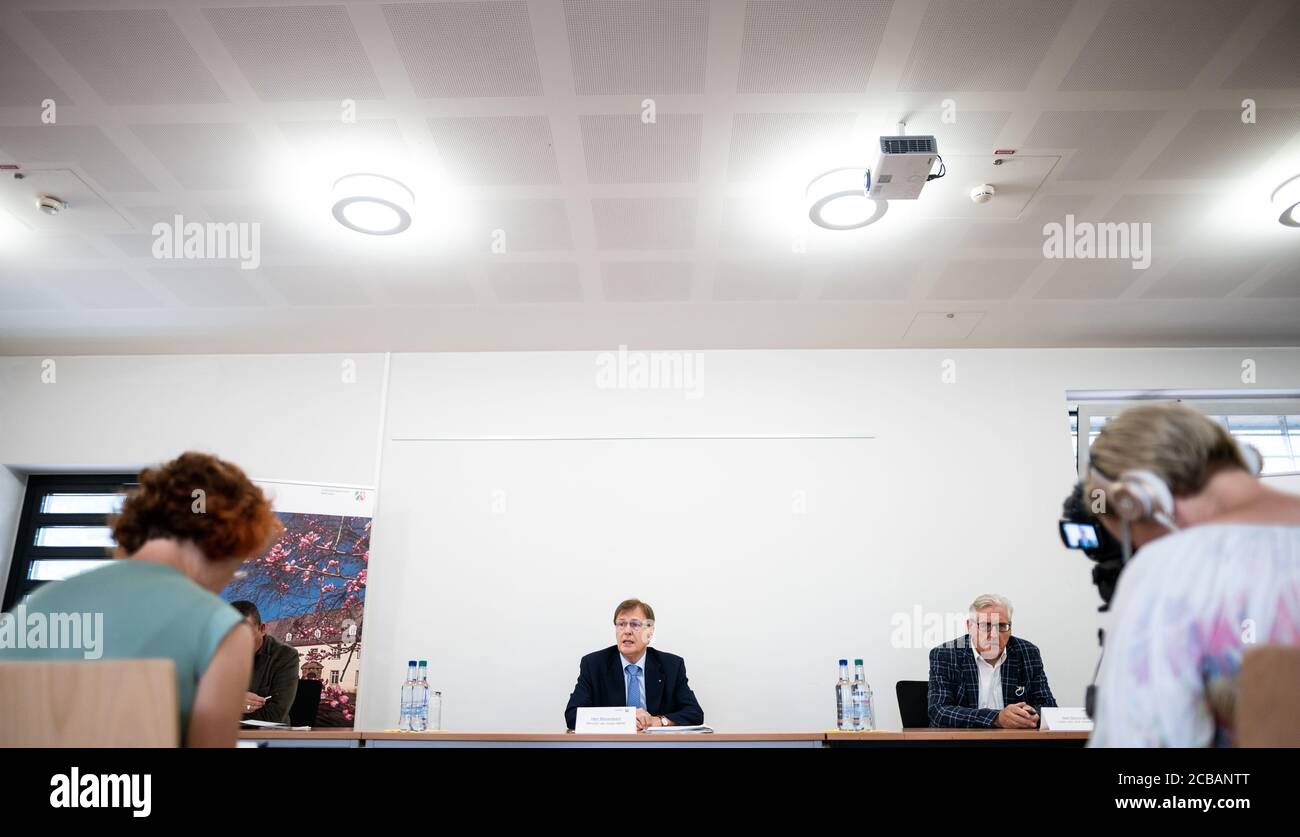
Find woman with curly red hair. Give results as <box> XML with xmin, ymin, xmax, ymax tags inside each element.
<box><xmin>0</xmin><ymin>452</ymin><xmax>282</xmax><ymax>746</ymax></box>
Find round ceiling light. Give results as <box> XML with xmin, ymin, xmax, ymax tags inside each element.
<box><xmin>806</xmin><ymin>167</ymin><xmax>887</xmax><ymax>230</ymax></box>
<box><xmin>331</xmin><ymin>173</ymin><xmax>414</xmax><ymax>235</ymax></box>
<box><xmin>1272</xmin><ymin>173</ymin><xmax>1300</xmax><ymax>228</ymax></box>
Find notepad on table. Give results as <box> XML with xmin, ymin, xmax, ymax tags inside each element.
<box><xmin>241</xmin><ymin>719</ymin><xmax>312</xmax><ymax>731</ymax></box>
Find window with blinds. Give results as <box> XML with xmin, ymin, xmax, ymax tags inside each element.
<box><xmin>3</xmin><ymin>474</ymin><xmax>136</xmax><ymax>611</ymax></box>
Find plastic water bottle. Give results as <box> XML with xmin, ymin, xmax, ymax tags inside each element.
<box><xmin>399</xmin><ymin>660</ymin><xmax>416</xmax><ymax>730</ymax></box>
<box><xmin>412</xmin><ymin>660</ymin><xmax>429</xmax><ymax>732</ymax></box>
<box><xmin>852</xmin><ymin>659</ymin><xmax>875</xmax><ymax>731</ymax></box>
<box><xmin>835</xmin><ymin>659</ymin><xmax>853</xmax><ymax>730</ymax></box>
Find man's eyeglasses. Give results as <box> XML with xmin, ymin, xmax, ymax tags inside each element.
<box><xmin>614</xmin><ymin>620</ymin><xmax>653</xmax><ymax>631</ymax></box>
<box><xmin>974</xmin><ymin>622</ymin><xmax>1012</xmax><ymax>634</ymax></box>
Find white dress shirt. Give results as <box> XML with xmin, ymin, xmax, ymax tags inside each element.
<box><xmin>973</xmin><ymin>644</ymin><xmax>1007</xmax><ymax>711</ymax></box>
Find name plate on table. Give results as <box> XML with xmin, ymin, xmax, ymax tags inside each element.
<box><xmin>575</xmin><ymin>706</ymin><xmax>637</xmax><ymax>734</ymax></box>
<box><xmin>1039</xmin><ymin>707</ymin><xmax>1095</xmax><ymax>732</ymax></box>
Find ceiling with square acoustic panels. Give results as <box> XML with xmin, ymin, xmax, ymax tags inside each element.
<box><xmin>736</xmin><ymin>0</ymin><xmax>892</xmax><ymax>94</ymax></box>
<box><xmin>1022</xmin><ymin>110</ymin><xmax>1164</xmax><ymax>180</ymax></box>
<box><xmin>580</xmin><ymin>114</ymin><xmax>702</xmax><ymax>183</ymax></box>
<box><xmin>591</xmin><ymin>197</ymin><xmax>697</xmax><ymax>250</ymax></box>
<box><xmin>460</xmin><ymin>198</ymin><xmax>573</xmax><ymax>252</ymax></box>
<box><xmin>897</xmin><ymin>0</ymin><xmax>1074</xmax><ymax>92</ymax></box>
<box><xmin>1058</xmin><ymin>0</ymin><xmax>1258</xmax><ymax>92</ymax></box>
<box><xmin>0</xmin><ymin>125</ymin><xmax>154</xmax><ymax>192</ymax></box>
<box><xmin>0</xmin><ymin>0</ymin><xmax>1297</xmax><ymax>355</ymax></box>
<box><xmin>564</xmin><ymin>0</ymin><xmax>708</xmax><ymax>95</ymax></box>
<box><xmin>45</xmin><ymin>268</ymin><xmax>161</xmax><ymax>309</ymax></box>
<box><xmin>818</xmin><ymin>263</ymin><xmax>916</xmax><ymax>301</ymax></box>
<box><xmin>25</xmin><ymin>8</ymin><xmax>228</xmax><ymax>105</ymax></box>
<box><xmin>382</xmin><ymin>1</ymin><xmax>543</xmax><ymax>98</ymax></box>
<box><xmin>1222</xmin><ymin>2</ymin><xmax>1300</xmax><ymax>91</ymax></box>
<box><xmin>1250</xmin><ymin>265</ymin><xmax>1300</xmax><ymax>299</ymax></box>
<box><xmin>488</xmin><ymin>261</ymin><xmax>583</xmax><ymax>304</ymax></box>
<box><xmin>0</xmin><ymin>28</ymin><xmax>71</xmax><ymax>107</ymax></box>
<box><xmin>601</xmin><ymin>261</ymin><xmax>694</xmax><ymax>302</ymax></box>
<box><xmin>203</xmin><ymin>4</ymin><xmax>384</xmax><ymax>101</ymax></box>
<box><xmin>427</xmin><ymin>115</ymin><xmax>560</xmax><ymax>185</ymax></box>
<box><xmin>379</xmin><ymin>265</ymin><xmax>476</xmax><ymax>305</ymax></box>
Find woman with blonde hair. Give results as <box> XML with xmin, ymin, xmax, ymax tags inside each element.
<box><xmin>1086</xmin><ymin>402</ymin><xmax>1300</xmax><ymax>746</ymax></box>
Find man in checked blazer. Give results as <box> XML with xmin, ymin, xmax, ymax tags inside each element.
<box><xmin>928</xmin><ymin>593</ymin><xmax>1057</xmax><ymax>728</ymax></box>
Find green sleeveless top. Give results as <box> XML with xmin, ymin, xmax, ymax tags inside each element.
<box><xmin>0</xmin><ymin>560</ymin><xmax>245</xmax><ymax>741</ymax></box>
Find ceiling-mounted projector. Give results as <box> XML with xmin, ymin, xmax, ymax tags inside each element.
<box><xmin>867</xmin><ymin>135</ymin><xmax>940</xmax><ymax>200</ymax></box>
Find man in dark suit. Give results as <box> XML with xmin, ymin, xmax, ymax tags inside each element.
<box><xmin>928</xmin><ymin>594</ymin><xmax>1056</xmax><ymax>728</ymax></box>
<box><xmin>565</xmin><ymin>598</ymin><xmax>704</xmax><ymax>731</ymax></box>
<box><xmin>231</xmin><ymin>600</ymin><xmax>300</xmax><ymax>725</ymax></box>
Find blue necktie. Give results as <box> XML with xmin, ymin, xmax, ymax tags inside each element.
<box><xmin>626</xmin><ymin>664</ymin><xmax>641</xmax><ymax>708</ymax></box>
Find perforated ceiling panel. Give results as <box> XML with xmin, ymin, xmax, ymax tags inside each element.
<box><xmin>427</xmin><ymin>116</ymin><xmax>560</xmax><ymax>185</ymax></box>
<box><xmin>1249</xmin><ymin>267</ymin><xmax>1300</xmax><ymax>299</ymax></box>
<box><xmin>1142</xmin><ymin>108</ymin><xmax>1300</xmax><ymax>181</ymax></box>
<box><xmin>488</xmin><ymin>262</ymin><xmax>582</xmax><ymax>303</ymax></box>
<box><xmin>714</xmin><ymin>260</ymin><xmax>803</xmax><ymax>301</ymax></box>
<box><xmin>0</xmin><ymin>126</ymin><xmax>154</xmax><ymax>192</ymax></box>
<box><xmin>959</xmin><ymin>194</ymin><xmax>1093</xmax><ymax>249</ymax></box>
<box><xmin>1222</xmin><ymin>2</ymin><xmax>1300</xmax><ymax>89</ymax></box>
<box><xmin>1023</xmin><ymin>110</ymin><xmax>1165</xmax><ymax>180</ymax></box>
<box><xmin>564</xmin><ymin>0</ymin><xmax>708</xmax><ymax>94</ymax></box>
<box><xmin>579</xmin><ymin>114</ymin><xmax>702</xmax><ymax>183</ymax></box>
<box><xmin>736</xmin><ymin>0</ymin><xmax>892</xmax><ymax>94</ymax></box>
<box><xmin>276</xmin><ymin>119</ymin><xmax>409</xmax><ymax>165</ymax></box>
<box><xmin>819</xmin><ymin>262</ymin><xmax>917</xmax><ymax>300</ymax></box>
<box><xmin>203</xmin><ymin>5</ymin><xmax>383</xmax><ymax>101</ymax></box>
<box><xmin>129</xmin><ymin>123</ymin><xmax>266</xmax><ymax>190</ymax></box>
<box><xmin>11</xmin><ymin>235</ymin><xmax>103</xmax><ymax>261</ymax></box>
<box><xmin>897</xmin><ymin>0</ymin><xmax>1074</xmax><ymax>92</ymax></box>
<box><xmin>383</xmin><ymin>1</ymin><xmax>543</xmax><ymax>97</ymax></box>
<box><xmin>929</xmin><ymin>258</ymin><xmax>1038</xmax><ymax>300</ymax></box>
<box><xmin>46</xmin><ymin>269</ymin><xmax>160</xmax><ymax>309</ymax></box>
<box><xmin>0</xmin><ymin>28</ymin><xmax>71</xmax><ymax>107</ymax></box>
<box><xmin>727</xmin><ymin>112</ymin><xmax>857</xmax><ymax>181</ymax></box>
<box><xmin>462</xmin><ymin>198</ymin><xmax>573</xmax><ymax>252</ymax></box>
<box><xmin>148</xmin><ymin>267</ymin><xmax>266</xmax><ymax>308</ymax></box>
<box><xmin>601</xmin><ymin>261</ymin><xmax>693</xmax><ymax>301</ymax></box>
<box><xmin>263</xmin><ymin>266</ymin><xmax>367</xmax><ymax>307</ymax></box>
<box><xmin>1143</xmin><ymin>254</ymin><xmax>1266</xmax><ymax>299</ymax></box>
<box><xmin>0</xmin><ymin>274</ymin><xmax>63</xmax><ymax>310</ymax></box>
<box><xmin>1034</xmin><ymin>260</ymin><xmax>1146</xmax><ymax>299</ymax></box>
<box><xmin>377</xmin><ymin>265</ymin><xmax>476</xmax><ymax>305</ymax></box>
<box><xmin>1059</xmin><ymin>0</ymin><xmax>1256</xmax><ymax>91</ymax></box>
<box><xmin>1102</xmin><ymin>194</ymin><xmax>1206</xmax><ymax>250</ymax></box>
<box><xmin>25</xmin><ymin>9</ymin><xmax>227</xmax><ymax>105</ymax></box>
<box><xmin>591</xmin><ymin>197</ymin><xmax>697</xmax><ymax>250</ymax></box>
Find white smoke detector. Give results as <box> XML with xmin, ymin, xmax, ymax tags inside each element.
<box><xmin>37</xmin><ymin>194</ymin><xmax>68</xmax><ymax>216</ymax></box>
<box><xmin>969</xmin><ymin>184</ymin><xmax>995</xmax><ymax>205</ymax></box>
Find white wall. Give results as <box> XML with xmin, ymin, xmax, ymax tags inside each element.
<box><xmin>0</xmin><ymin>354</ymin><xmax>385</xmax><ymax>480</ymax></box>
<box><xmin>0</xmin><ymin>353</ymin><xmax>386</xmax><ymax>602</ymax></box>
<box><xmin>358</xmin><ymin>347</ymin><xmax>1300</xmax><ymax>732</ymax></box>
<box><xmin>0</xmin><ymin>466</ymin><xmax>25</xmax><ymax>597</ymax></box>
<box><xmin>3</xmin><ymin>347</ymin><xmax>1299</xmax><ymax>732</ymax></box>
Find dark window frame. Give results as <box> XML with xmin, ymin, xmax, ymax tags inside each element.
<box><xmin>3</xmin><ymin>473</ymin><xmax>137</xmax><ymax>612</ymax></box>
